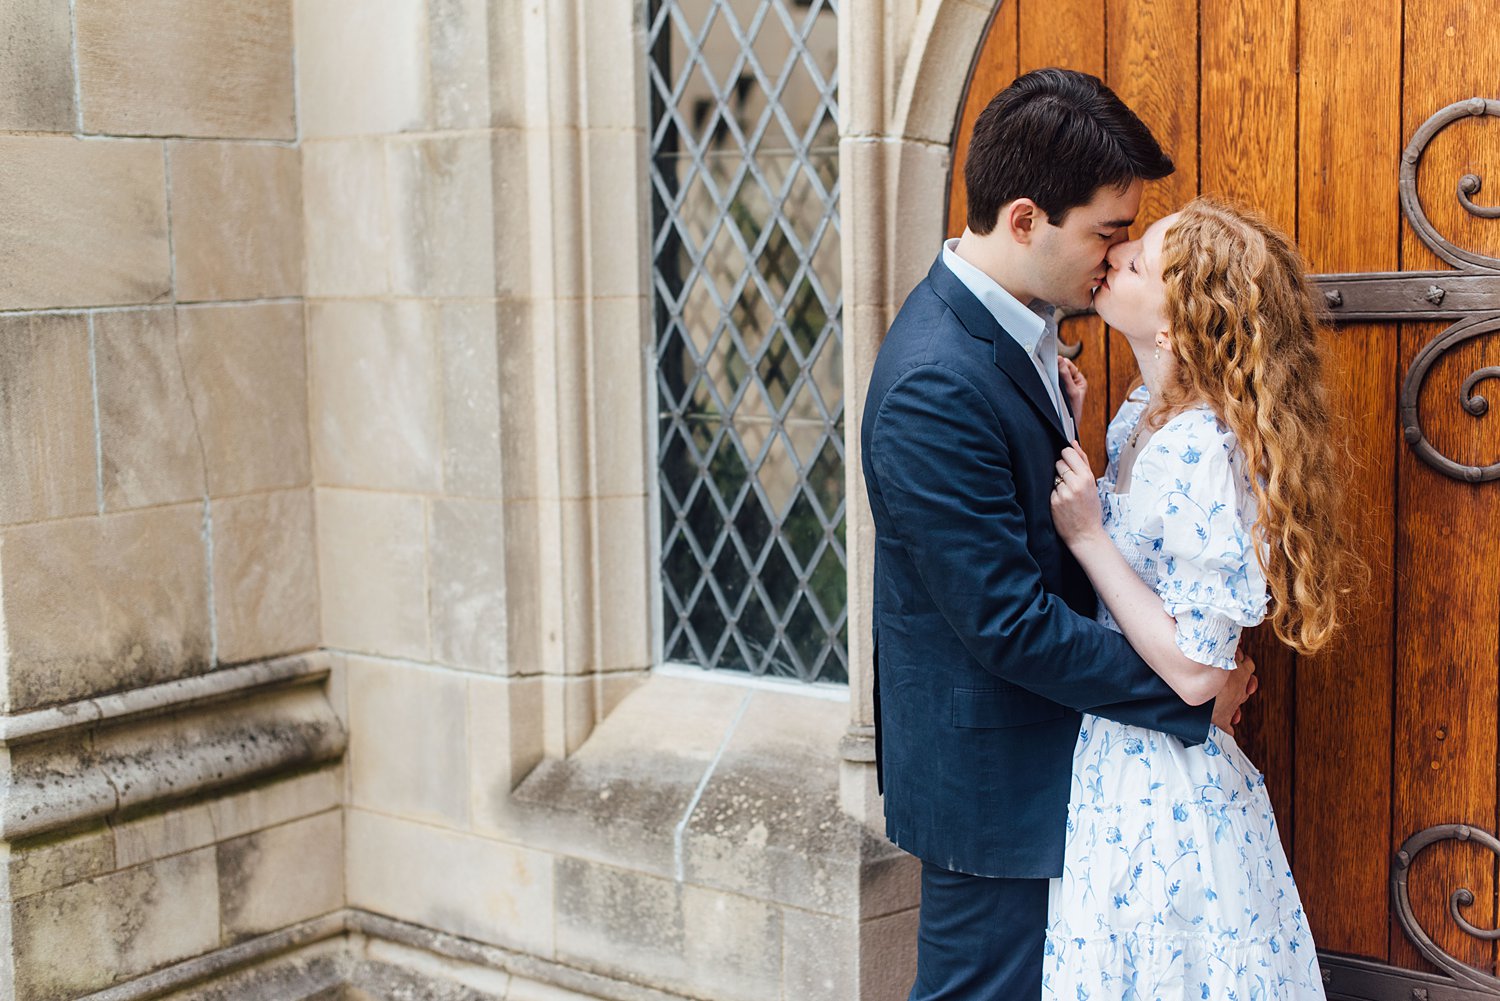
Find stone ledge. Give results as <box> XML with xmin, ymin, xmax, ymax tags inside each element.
<box><xmin>0</xmin><ymin>654</ymin><xmax>345</xmax><ymax>841</ymax></box>
<box><xmin>67</xmin><ymin>909</ymin><xmax>697</xmax><ymax>1001</ymax></box>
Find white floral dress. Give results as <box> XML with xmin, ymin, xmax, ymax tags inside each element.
<box><xmin>1041</xmin><ymin>389</ymin><xmax>1326</xmax><ymax>1001</ymax></box>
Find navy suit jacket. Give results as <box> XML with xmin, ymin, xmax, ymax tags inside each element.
<box><xmin>861</xmin><ymin>256</ymin><xmax>1213</xmax><ymax>879</ymax></box>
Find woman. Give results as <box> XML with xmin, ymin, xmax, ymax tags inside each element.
<box><xmin>1042</xmin><ymin>196</ymin><xmax>1354</xmax><ymax>999</ymax></box>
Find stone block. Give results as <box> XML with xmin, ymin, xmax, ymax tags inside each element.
<box><xmin>308</xmin><ymin>300</ymin><xmax>440</xmax><ymax>492</ymax></box>
<box><xmin>429</xmin><ymin>498</ymin><xmax>507</xmax><ymax>673</ymax></box>
<box><xmin>593</xmin><ymin>495</ymin><xmax>651</xmax><ymax>672</ymax></box>
<box><xmin>680</xmin><ymin>689</ymin><xmax>866</xmax><ymax>916</ymax></box>
<box><xmin>584</xmin><ymin>129</ymin><xmax>648</xmax><ymax>299</ymax></box>
<box><xmin>12</xmin><ymin>847</ymin><xmax>220</xmax><ymax>1000</ymax></box>
<box><xmin>346</xmin><ymin>656</ymin><xmax>468</xmax><ymax>827</ymax></box>
<box><xmin>302</xmin><ymin>139</ymin><xmax>391</xmax><ymax>297</ymax></box>
<box><xmin>859</xmin><ymin>908</ymin><xmax>920</xmax><ymax>1001</ymax></box>
<box><xmin>486</xmin><ymin>1</ymin><xmax>527</xmax><ymax>128</ymax></box>
<box><xmin>784</xmin><ymin>909</ymin><xmax>857</xmax><ymax>1001</ymax></box>
<box><xmin>0</xmin><ymin>0</ymin><xmax>76</xmax><ymax>132</ymax></box>
<box><xmin>75</xmin><ymin>0</ymin><xmax>294</xmax><ymax>138</ymax></box>
<box><xmin>218</xmin><ymin>809</ymin><xmax>343</xmax><ymax>941</ymax></box>
<box><xmin>0</xmin><ymin>136</ymin><xmax>170</xmax><ymax>310</ymax></box>
<box><xmin>169</xmin><ymin>142</ymin><xmax>303</xmax><ymax>301</ymax></box>
<box><xmin>95</xmin><ymin>306</ymin><xmax>207</xmax><ymax>510</ymax></box>
<box><xmin>211</xmin><ymin>489</ymin><xmax>319</xmax><ymax>665</ymax></box>
<box><xmin>345</xmin><ymin>808</ymin><xmax>553</xmax><ymax>956</ymax></box>
<box><xmin>467</xmin><ymin>673</ymin><xmax>544</xmax><ymax>836</ymax></box>
<box><xmin>295</xmin><ymin>0</ymin><xmax>427</xmax><ymax>138</ymax></box>
<box><xmin>2</xmin><ymin>828</ymin><xmax>114</xmax><ymax>901</ymax></box>
<box><xmin>554</xmin><ymin>858</ymin><xmax>782</xmax><ymax>1001</ymax></box>
<box><xmin>113</xmin><ymin>801</ymin><xmax>217</xmax><ymax>869</ymax></box>
<box><xmin>580</xmin><ymin>0</ymin><xmax>645</xmax><ymax>130</ymax></box>
<box><xmin>509</xmin><ymin>674</ymin><xmax>747</xmax><ymax>878</ymax></box>
<box><xmin>0</xmin><ymin>503</ymin><xmax>210</xmax><ymax>711</ymax></box>
<box><xmin>888</xmin><ymin>140</ymin><xmax>948</xmax><ymax>303</ymax></box>
<box><xmin>490</xmin><ymin>130</ymin><xmax>532</xmax><ymax>299</ymax></box>
<box><xmin>176</xmin><ymin>302</ymin><xmax>310</xmax><ymax>496</ymax></box>
<box><xmin>496</xmin><ymin>300</ymin><xmax>538</xmax><ymax>503</ymax></box>
<box><xmin>439</xmin><ymin>302</ymin><xmax>503</xmax><ymax>498</ymax></box>
<box><xmin>206</xmin><ymin>767</ymin><xmax>342</xmax><ymax>843</ymax></box>
<box><xmin>388</xmin><ymin>135</ymin><xmax>496</xmax><ymax>297</ymax></box>
<box><xmin>0</xmin><ymin>313</ymin><xmax>97</xmax><ymax>525</ymax></box>
<box><xmin>315</xmin><ymin>489</ymin><xmax>429</xmax><ymax>660</ymax></box>
<box><xmin>587</xmin><ymin>297</ymin><xmax>649</xmax><ymax>499</ymax></box>
<box><xmin>429</xmin><ymin>0</ymin><xmax>492</xmax><ymax>129</ymax></box>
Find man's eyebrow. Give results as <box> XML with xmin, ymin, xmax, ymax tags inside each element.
<box><xmin>1099</xmin><ymin>218</ymin><xmax>1136</xmax><ymax>230</ymax></box>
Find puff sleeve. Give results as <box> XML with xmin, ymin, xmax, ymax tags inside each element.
<box><xmin>1126</xmin><ymin>412</ymin><xmax>1269</xmax><ymax>670</ymax></box>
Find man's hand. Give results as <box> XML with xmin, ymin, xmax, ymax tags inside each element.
<box><xmin>1058</xmin><ymin>356</ymin><xmax>1087</xmax><ymax>420</ymax></box>
<box><xmin>1211</xmin><ymin>647</ymin><xmax>1259</xmax><ymax>736</ymax></box>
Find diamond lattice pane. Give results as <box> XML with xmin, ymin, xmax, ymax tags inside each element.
<box><xmin>650</xmin><ymin>0</ymin><xmax>843</xmax><ymax>684</ymax></box>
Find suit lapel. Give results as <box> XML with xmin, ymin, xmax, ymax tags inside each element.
<box><xmin>926</xmin><ymin>257</ymin><xmax>1069</xmax><ymax>443</ymax></box>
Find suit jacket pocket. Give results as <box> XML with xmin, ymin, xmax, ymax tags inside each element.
<box><xmin>951</xmin><ymin>685</ymin><xmax>1067</xmax><ymax>729</ymax></box>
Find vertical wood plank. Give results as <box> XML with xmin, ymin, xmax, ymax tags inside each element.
<box><xmin>1104</xmin><ymin>0</ymin><xmax>1199</xmax><ymax>445</ymax></box>
<box><xmin>1198</xmin><ymin>0</ymin><xmax>1299</xmax><ymax>857</ymax></box>
<box><xmin>1393</xmin><ymin>0</ymin><xmax>1500</xmax><ymax>974</ymax></box>
<box><xmin>1018</xmin><ymin>0</ymin><xmax>1109</xmax><ymax>465</ymax></box>
<box><xmin>1295</xmin><ymin>0</ymin><xmax>1401</xmax><ymax>962</ymax></box>
<box><xmin>946</xmin><ymin>3</ymin><xmax>1018</xmax><ymax>241</ymax></box>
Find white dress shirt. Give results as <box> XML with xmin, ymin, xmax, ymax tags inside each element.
<box><xmin>941</xmin><ymin>238</ymin><xmax>1076</xmax><ymax>441</ymax></box>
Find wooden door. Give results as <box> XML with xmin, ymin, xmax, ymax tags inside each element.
<box><xmin>947</xmin><ymin>3</ymin><xmax>1500</xmax><ymax>995</ymax></box>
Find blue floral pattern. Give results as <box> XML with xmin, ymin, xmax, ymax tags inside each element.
<box><xmin>1041</xmin><ymin>389</ymin><xmax>1325</xmax><ymax>1000</ymax></box>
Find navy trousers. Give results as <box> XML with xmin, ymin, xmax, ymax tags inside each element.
<box><xmin>908</xmin><ymin>861</ymin><xmax>1049</xmax><ymax>1000</ymax></box>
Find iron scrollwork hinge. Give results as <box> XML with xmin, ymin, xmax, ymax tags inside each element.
<box><xmin>1313</xmin><ymin>96</ymin><xmax>1500</xmax><ymax>484</ymax></box>
<box><xmin>1390</xmin><ymin>824</ymin><xmax>1500</xmax><ymax>997</ymax></box>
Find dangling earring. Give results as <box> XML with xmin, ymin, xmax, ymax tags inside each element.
<box><xmin>1154</xmin><ymin>342</ymin><xmax>1161</xmax><ymax>362</ymax></box>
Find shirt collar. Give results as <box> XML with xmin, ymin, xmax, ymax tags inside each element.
<box><xmin>941</xmin><ymin>238</ymin><xmax>1056</xmax><ymax>356</ymax></box>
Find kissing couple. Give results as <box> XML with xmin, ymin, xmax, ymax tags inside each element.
<box><xmin>862</xmin><ymin>67</ymin><xmax>1355</xmax><ymax>999</ymax></box>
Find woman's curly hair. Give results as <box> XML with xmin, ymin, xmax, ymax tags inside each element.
<box><xmin>1151</xmin><ymin>196</ymin><xmax>1358</xmax><ymax>655</ymax></box>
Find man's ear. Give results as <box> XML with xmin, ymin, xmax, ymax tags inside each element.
<box><xmin>1005</xmin><ymin>198</ymin><xmax>1042</xmax><ymax>245</ymax></box>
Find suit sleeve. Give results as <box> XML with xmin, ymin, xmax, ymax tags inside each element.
<box><xmin>868</xmin><ymin>363</ymin><xmax>1212</xmax><ymax>745</ymax></box>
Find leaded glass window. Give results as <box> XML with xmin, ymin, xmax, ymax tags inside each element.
<box><xmin>647</xmin><ymin>0</ymin><xmax>845</xmax><ymax>684</ymax></box>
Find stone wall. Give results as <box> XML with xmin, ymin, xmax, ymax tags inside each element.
<box><xmin>0</xmin><ymin>0</ymin><xmax>995</xmax><ymax>998</ymax></box>
<box><xmin>0</xmin><ymin>1</ymin><xmax>343</xmax><ymax>999</ymax></box>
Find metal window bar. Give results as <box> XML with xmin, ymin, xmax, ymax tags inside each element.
<box><xmin>647</xmin><ymin>0</ymin><xmax>845</xmax><ymax>684</ymax></box>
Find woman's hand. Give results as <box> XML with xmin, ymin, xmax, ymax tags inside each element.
<box><xmin>1058</xmin><ymin>356</ymin><xmax>1087</xmax><ymax>419</ymax></box>
<box><xmin>1050</xmin><ymin>443</ymin><xmax>1105</xmax><ymax>546</ymax></box>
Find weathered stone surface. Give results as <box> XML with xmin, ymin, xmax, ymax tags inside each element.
<box><xmin>308</xmin><ymin>301</ymin><xmax>440</xmax><ymax>492</ymax></box>
<box><xmin>169</xmin><ymin>142</ymin><xmax>303</xmax><ymax>301</ymax></box>
<box><xmin>150</xmin><ymin>944</ymin><xmax>346</xmax><ymax>1001</ymax></box>
<box><xmin>95</xmin><ymin>307</ymin><xmax>207</xmax><ymax>510</ymax></box>
<box><xmin>429</xmin><ymin>498</ymin><xmax>506</xmax><ymax>674</ymax></box>
<box><xmin>294</xmin><ymin>0</ymin><xmax>427</xmax><ymax>138</ymax></box>
<box><xmin>76</xmin><ymin>0</ymin><xmax>294</xmax><ymax>138</ymax></box>
<box><xmin>0</xmin><ymin>503</ymin><xmax>210</xmax><ymax>711</ymax></box>
<box><xmin>466</xmin><ymin>674</ymin><xmax>543</xmax><ymax>837</ymax></box>
<box><xmin>593</xmin><ymin>496</ymin><xmax>650</xmax><ymax>672</ymax></box>
<box><xmin>859</xmin><ymin>908</ymin><xmax>920</xmax><ymax>1001</ymax></box>
<box><xmin>302</xmin><ymin>139</ymin><xmax>391</xmax><ymax>297</ymax></box>
<box><xmin>0</xmin><ymin>0</ymin><xmax>76</xmax><ymax>132</ymax></box>
<box><xmin>489</xmin><ymin>131</ymin><xmax>532</xmax><ymax>299</ymax></box>
<box><xmin>388</xmin><ymin>136</ymin><xmax>495</xmax><ymax>297</ymax></box>
<box><xmin>554</xmin><ymin>858</ymin><xmax>782</xmax><ymax>1001</ymax></box>
<box><xmin>13</xmin><ymin>847</ymin><xmax>220</xmax><ymax>1000</ymax></box>
<box><xmin>113</xmin><ymin>802</ymin><xmax>217</xmax><ymax>869</ymax></box>
<box><xmin>587</xmin><ymin>298</ymin><xmax>650</xmax><ymax>499</ymax></box>
<box><xmin>429</xmin><ymin>0</ymin><xmax>491</xmax><ymax>129</ymax></box>
<box><xmin>346</xmin><ymin>809</ymin><xmax>554</xmax><ymax>956</ymax></box>
<box><xmin>679</xmin><ymin>690</ymin><xmax>871</xmax><ymax>916</ymax></box>
<box><xmin>315</xmin><ymin>490</ymin><xmax>428</xmax><ymax>660</ymax></box>
<box><xmin>508</xmin><ymin>675</ymin><xmax>746</xmax><ymax>876</ymax></box>
<box><xmin>785</xmin><ymin>910</ymin><xmax>857</xmax><ymax>1001</ymax></box>
<box><xmin>176</xmin><ymin>302</ymin><xmax>310</xmax><ymax>497</ymax></box>
<box><xmin>0</xmin><ymin>313</ymin><xmax>97</xmax><ymax>526</ymax></box>
<box><xmin>0</xmin><ymin>137</ymin><xmax>170</xmax><ymax>310</ymax></box>
<box><xmin>211</xmin><ymin>489</ymin><xmax>319</xmax><ymax>664</ymax></box>
<box><xmin>219</xmin><ymin>810</ymin><xmax>343</xmax><ymax>941</ymax></box>
<box><xmin>2</xmin><ymin>676</ymin><xmax>346</xmax><ymax>840</ymax></box>
<box><xmin>207</xmin><ymin>767</ymin><xmax>342</xmax><ymax>844</ymax></box>
<box><xmin>440</xmin><ymin>302</ymin><xmax>503</xmax><ymax>498</ymax></box>
<box><xmin>346</xmin><ymin>657</ymin><xmax>468</xmax><ymax>826</ymax></box>
<box><xmin>3</xmin><ymin>827</ymin><xmax>115</xmax><ymax>901</ymax></box>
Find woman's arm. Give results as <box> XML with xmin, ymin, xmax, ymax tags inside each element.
<box><xmin>1050</xmin><ymin>444</ymin><xmax>1230</xmax><ymax>706</ymax></box>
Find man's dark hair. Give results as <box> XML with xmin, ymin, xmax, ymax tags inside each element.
<box><xmin>964</xmin><ymin>67</ymin><xmax>1174</xmax><ymax>233</ymax></box>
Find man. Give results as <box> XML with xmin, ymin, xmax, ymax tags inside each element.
<box><xmin>860</xmin><ymin>68</ymin><xmax>1257</xmax><ymax>999</ymax></box>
